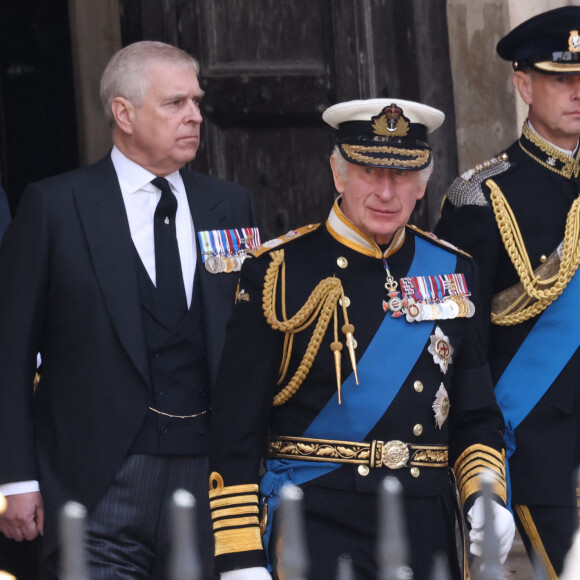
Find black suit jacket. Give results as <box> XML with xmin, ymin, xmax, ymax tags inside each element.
<box><xmin>0</xmin><ymin>171</ymin><xmax>10</xmax><ymax>244</ymax></box>
<box><xmin>0</xmin><ymin>154</ymin><xmax>258</xmax><ymax>557</ymax></box>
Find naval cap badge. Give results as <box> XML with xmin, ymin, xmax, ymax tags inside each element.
<box><xmin>371</xmin><ymin>103</ymin><xmax>410</xmax><ymax>138</ymax></box>
<box><xmin>569</xmin><ymin>30</ymin><xmax>580</xmax><ymax>52</ymax></box>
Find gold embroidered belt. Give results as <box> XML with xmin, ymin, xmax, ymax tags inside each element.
<box><xmin>267</xmin><ymin>436</ymin><xmax>448</xmax><ymax>470</ymax></box>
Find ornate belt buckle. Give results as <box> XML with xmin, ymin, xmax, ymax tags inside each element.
<box><xmin>381</xmin><ymin>440</ymin><xmax>409</xmax><ymax>469</ymax></box>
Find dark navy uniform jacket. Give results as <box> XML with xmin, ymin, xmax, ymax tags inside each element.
<box><xmin>436</xmin><ymin>122</ymin><xmax>580</xmax><ymax>507</ymax></box>
<box><xmin>209</xmin><ymin>202</ymin><xmax>506</xmax><ymax>574</ymax></box>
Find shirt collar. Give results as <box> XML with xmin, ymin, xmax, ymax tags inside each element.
<box><xmin>325</xmin><ymin>198</ymin><xmax>405</xmax><ymax>259</ymax></box>
<box><xmin>110</xmin><ymin>146</ymin><xmax>182</xmax><ymax>194</ymax></box>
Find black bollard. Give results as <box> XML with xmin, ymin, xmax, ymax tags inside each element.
<box><xmin>59</xmin><ymin>501</ymin><xmax>89</xmax><ymax>580</ymax></box>
<box><xmin>335</xmin><ymin>554</ymin><xmax>356</xmax><ymax>580</ymax></box>
<box><xmin>168</xmin><ymin>489</ymin><xmax>200</xmax><ymax>580</ymax></box>
<box><xmin>429</xmin><ymin>553</ymin><xmax>452</xmax><ymax>580</ymax></box>
<box><xmin>377</xmin><ymin>476</ymin><xmax>413</xmax><ymax>580</ymax></box>
<box><xmin>0</xmin><ymin>493</ymin><xmax>16</xmax><ymax>580</ymax></box>
<box><xmin>277</xmin><ymin>483</ymin><xmax>309</xmax><ymax>580</ymax></box>
<box><xmin>474</xmin><ymin>475</ymin><xmax>502</xmax><ymax>580</ymax></box>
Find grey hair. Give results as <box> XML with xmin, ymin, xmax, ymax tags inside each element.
<box><xmin>100</xmin><ymin>41</ymin><xmax>200</xmax><ymax>127</ymax></box>
<box><xmin>331</xmin><ymin>145</ymin><xmax>434</xmax><ymax>185</ymax></box>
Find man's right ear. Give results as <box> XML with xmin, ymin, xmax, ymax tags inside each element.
<box><xmin>111</xmin><ymin>97</ymin><xmax>134</xmax><ymax>135</ymax></box>
<box><xmin>513</xmin><ymin>70</ymin><xmax>533</xmax><ymax>106</ymax></box>
<box><xmin>329</xmin><ymin>155</ymin><xmax>346</xmax><ymax>194</ymax></box>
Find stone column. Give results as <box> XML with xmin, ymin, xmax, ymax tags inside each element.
<box><xmin>67</xmin><ymin>0</ymin><xmax>122</xmax><ymax>166</ymax></box>
<box><xmin>446</xmin><ymin>0</ymin><xmax>580</xmax><ymax>174</ymax></box>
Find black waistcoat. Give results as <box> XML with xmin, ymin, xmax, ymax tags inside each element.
<box><xmin>130</xmin><ymin>253</ymin><xmax>211</xmax><ymax>456</ymax></box>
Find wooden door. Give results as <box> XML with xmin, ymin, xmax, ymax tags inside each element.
<box><xmin>121</xmin><ymin>0</ymin><xmax>457</xmax><ymax>239</ymax></box>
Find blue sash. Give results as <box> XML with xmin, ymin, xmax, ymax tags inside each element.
<box><xmin>260</xmin><ymin>237</ymin><xmax>457</xmax><ymax>555</ymax></box>
<box><xmin>494</xmin><ymin>267</ymin><xmax>580</xmax><ymax>506</ymax></box>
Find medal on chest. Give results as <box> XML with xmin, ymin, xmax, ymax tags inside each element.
<box><xmin>381</xmin><ymin>256</ymin><xmax>405</xmax><ymax>317</ymax></box>
<box><xmin>427</xmin><ymin>326</ymin><xmax>454</xmax><ymax>374</ymax></box>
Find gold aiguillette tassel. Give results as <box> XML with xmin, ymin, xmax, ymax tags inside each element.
<box><xmin>330</xmin><ymin>341</ymin><xmax>343</xmax><ymax>404</ymax></box>
<box><xmin>342</xmin><ymin>323</ymin><xmax>358</xmax><ymax>385</ymax></box>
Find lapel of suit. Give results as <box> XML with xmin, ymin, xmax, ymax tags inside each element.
<box><xmin>181</xmin><ymin>169</ymin><xmax>233</xmax><ymax>286</ymax></box>
<box><xmin>181</xmin><ymin>170</ymin><xmax>231</xmax><ymax>237</ymax></box>
<box><xmin>74</xmin><ymin>155</ymin><xmax>150</xmax><ymax>385</ymax></box>
<box><xmin>181</xmin><ymin>170</ymin><xmax>238</xmax><ymax>383</ymax></box>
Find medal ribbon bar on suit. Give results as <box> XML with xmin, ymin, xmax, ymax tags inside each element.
<box><xmin>197</xmin><ymin>227</ymin><xmax>261</xmax><ymax>273</ymax></box>
<box><xmin>494</xmin><ymin>264</ymin><xmax>580</xmax><ymax>507</ymax></box>
<box><xmin>260</xmin><ymin>236</ymin><xmax>457</xmax><ymax>551</ymax></box>
<box><xmin>400</xmin><ymin>272</ymin><xmax>473</xmax><ymax>321</ymax></box>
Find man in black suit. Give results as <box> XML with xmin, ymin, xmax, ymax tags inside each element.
<box><xmin>0</xmin><ymin>40</ymin><xmax>259</xmax><ymax>579</ymax></box>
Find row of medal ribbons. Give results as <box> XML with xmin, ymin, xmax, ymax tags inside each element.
<box><xmin>399</xmin><ymin>273</ymin><xmax>475</xmax><ymax>322</ymax></box>
<box><xmin>197</xmin><ymin>227</ymin><xmax>261</xmax><ymax>275</ymax></box>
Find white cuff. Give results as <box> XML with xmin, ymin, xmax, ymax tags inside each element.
<box><xmin>220</xmin><ymin>567</ymin><xmax>272</xmax><ymax>580</ymax></box>
<box><xmin>0</xmin><ymin>480</ymin><xmax>41</xmax><ymax>496</ymax></box>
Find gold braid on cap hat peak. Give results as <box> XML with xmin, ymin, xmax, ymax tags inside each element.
<box><xmin>263</xmin><ymin>249</ymin><xmax>357</xmax><ymax>406</ymax></box>
<box><xmin>488</xmin><ymin>178</ymin><xmax>580</xmax><ymax>325</ymax></box>
<box><xmin>342</xmin><ymin>144</ymin><xmax>430</xmax><ymax>168</ymax></box>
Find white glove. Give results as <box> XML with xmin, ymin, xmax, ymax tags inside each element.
<box><xmin>221</xmin><ymin>567</ymin><xmax>272</xmax><ymax>580</ymax></box>
<box><xmin>467</xmin><ymin>497</ymin><xmax>515</xmax><ymax>564</ymax></box>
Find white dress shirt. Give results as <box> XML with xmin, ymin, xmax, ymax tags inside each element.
<box><xmin>0</xmin><ymin>147</ymin><xmax>197</xmax><ymax>497</ymax></box>
<box><xmin>112</xmin><ymin>146</ymin><xmax>196</xmax><ymax>305</ymax></box>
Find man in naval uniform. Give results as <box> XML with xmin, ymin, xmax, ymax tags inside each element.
<box><xmin>435</xmin><ymin>7</ymin><xmax>580</xmax><ymax>578</ymax></box>
<box><xmin>208</xmin><ymin>99</ymin><xmax>515</xmax><ymax>580</ymax></box>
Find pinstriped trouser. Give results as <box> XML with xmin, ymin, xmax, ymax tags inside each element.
<box><xmin>84</xmin><ymin>454</ymin><xmax>215</xmax><ymax>580</ymax></box>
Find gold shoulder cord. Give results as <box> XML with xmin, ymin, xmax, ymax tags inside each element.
<box><xmin>488</xmin><ymin>178</ymin><xmax>580</xmax><ymax>325</ymax></box>
<box><xmin>263</xmin><ymin>249</ymin><xmax>357</xmax><ymax>406</ymax></box>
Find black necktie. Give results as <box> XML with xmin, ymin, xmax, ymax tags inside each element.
<box><xmin>151</xmin><ymin>177</ymin><xmax>188</xmax><ymax>325</ymax></box>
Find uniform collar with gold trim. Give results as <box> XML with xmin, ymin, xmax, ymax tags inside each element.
<box><xmin>326</xmin><ymin>198</ymin><xmax>405</xmax><ymax>259</ymax></box>
<box><xmin>519</xmin><ymin>121</ymin><xmax>580</xmax><ymax>179</ymax></box>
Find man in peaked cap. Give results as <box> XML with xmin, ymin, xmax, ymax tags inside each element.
<box><xmin>436</xmin><ymin>5</ymin><xmax>580</xmax><ymax>577</ymax></box>
<box><xmin>209</xmin><ymin>98</ymin><xmax>514</xmax><ymax>580</ymax></box>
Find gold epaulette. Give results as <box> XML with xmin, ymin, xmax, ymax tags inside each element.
<box><xmin>407</xmin><ymin>224</ymin><xmax>472</xmax><ymax>259</ymax></box>
<box><xmin>250</xmin><ymin>223</ymin><xmax>321</xmax><ymax>258</ymax></box>
<box><xmin>453</xmin><ymin>445</ymin><xmax>507</xmax><ymax>506</ymax></box>
<box><xmin>209</xmin><ymin>472</ymin><xmax>263</xmax><ymax>556</ymax></box>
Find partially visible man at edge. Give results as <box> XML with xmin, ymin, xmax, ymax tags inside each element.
<box><xmin>208</xmin><ymin>98</ymin><xmax>514</xmax><ymax>580</ymax></box>
<box><xmin>436</xmin><ymin>7</ymin><xmax>580</xmax><ymax>578</ymax></box>
<box><xmin>0</xmin><ymin>170</ymin><xmax>10</xmax><ymax>243</ymax></box>
<box><xmin>0</xmin><ymin>40</ymin><xmax>259</xmax><ymax>579</ymax></box>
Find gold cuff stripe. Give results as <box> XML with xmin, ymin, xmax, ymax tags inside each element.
<box><xmin>459</xmin><ymin>469</ymin><xmax>507</xmax><ymax>505</ymax></box>
<box><xmin>209</xmin><ymin>482</ymin><xmax>259</xmax><ymax>499</ymax></box>
<box><xmin>211</xmin><ymin>505</ymin><xmax>259</xmax><ymax>520</ymax></box>
<box><xmin>457</xmin><ymin>469</ymin><xmax>507</xmax><ymax>499</ymax></box>
<box><xmin>454</xmin><ymin>453</ymin><xmax>505</xmax><ymax>476</ymax></box>
<box><xmin>514</xmin><ymin>505</ymin><xmax>558</xmax><ymax>580</ymax></box>
<box><xmin>210</xmin><ymin>494</ymin><xmax>258</xmax><ymax>509</ymax></box>
<box><xmin>454</xmin><ymin>444</ymin><xmax>503</xmax><ymax>472</ymax></box>
<box><xmin>459</xmin><ymin>466</ymin><xmax>506</xmax><ymax>492</ymax></box>
<box><xmin>212</xmin><ymin>516</ymin><xmax>260</xmax><ymax>531</ymax></box>
<box><xmin>454</xmin><ymin>452</ymin><xmax>506</xmax><ymax>485</ymax></box>
<box><xmin>214</xmin><ymin>527</ymin><xmax>263</xmax><ymax>556</ymax></box>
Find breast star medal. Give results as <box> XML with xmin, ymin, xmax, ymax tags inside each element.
<box><xmin>432</xmin><ymin>383</ymin><xmax>450</xmax><ymax>429</ymax></box>
<box><xmin>427</xmin><ymin>326</ymin><xmax>454</xmax><ymax>374</ymax></box>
